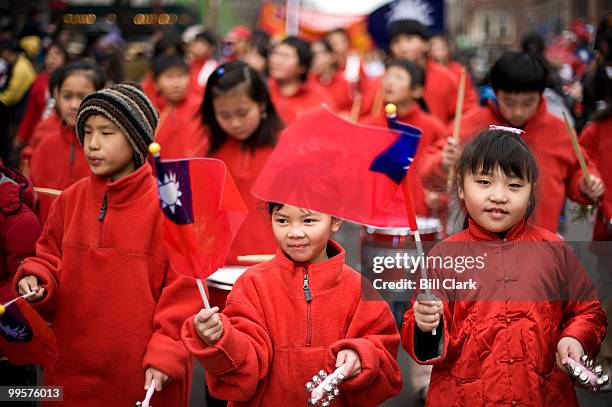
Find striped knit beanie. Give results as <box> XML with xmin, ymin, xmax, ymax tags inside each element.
<box><xmin>76</xmin><ymin>83</ymin><xmax>159</xmax><ymax>166</ymax></box>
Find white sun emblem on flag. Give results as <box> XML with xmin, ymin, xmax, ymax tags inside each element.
<box><xmin>157</xmin><ymin>171</ymin><xmax>183</xmax><ymax>214</ymax></box>
<box><xmin>387</xmin><ymin>0</ymin><xmax>434</xmax><ymax>26</ymax></box>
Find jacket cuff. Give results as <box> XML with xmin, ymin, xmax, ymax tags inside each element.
<box><xmin>329</xmin><ymin>338</ymin><xmax>379</xmax><ymax>390</ymax></box>
<box><xmin>13</xmin><ymin>261</ymin><xmax>57</xmax><ymax>316</ymax></box>
<box><xmin>181</xmin><ymin>313</ymin><xmax>248</xmax><ymax>376</ymax></box>
<box><xmin>561</xmin><ymin>323</ymin><xmax>600</xmax><ymax>358</ymax></box>
<box><xmin>142</xmin><ymin>331</ymin><xmax>189</xmax><ymax>380</ymax></box>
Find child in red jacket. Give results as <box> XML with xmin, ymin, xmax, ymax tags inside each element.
<box><xmin>420</xmin><ymin>51</ymin><xmax>604</xmax><ymax>233</ymax></box>
<box><xmin>147</xmin><ymin>55</ymin><xmax>209</xmax><ymax>159</ymax></box>
<box><xmin>15</xmin><ymin>83</ymin><xmax>201</xmax><ymax>406</ymax></box>
<box><xmin>403</xmin><ymin>128</ymin><xmax>607</xmax><ymax>406</ymax></box>
<box><xmin>181</xmin><ymin>202</ymin><xmax>402</xmax><ymax>406</ymax></box>
<box><xmin>201</xmin><ymin>61</ymin><xmax>283</xmax><ymax>265</ymax></box>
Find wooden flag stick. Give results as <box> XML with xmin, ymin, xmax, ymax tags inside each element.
<box><xmin>196</xmin><ymin>279</ymin><xmax>211</xmax><ymax>309</ymax></box>
<box><xmin>236</xmin><ymin>254</ymin><xmax>275</xmax><ymax>263</ymax></box>
<box><xmin>34</xmin><ymin>187</ymin><xmax>62</xmax><ymax>197</ymax></box>
<box><xmin>349</xmin><ymin>92</ymin><xmax>363</xmax><ymax>123</ymax></box>
<box><xmin>452</xmin><ymin>69</ymin><xmax>467</xmax><ymax>144</ymax></box>
<box><xmin>562</xmin><ymin>112</ymin><xmax>590</xmax><ymax>182</ymax></box>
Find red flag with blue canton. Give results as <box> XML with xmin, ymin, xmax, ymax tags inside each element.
<box><xmin>153</xmin><ymin>156</ymin><xmax>248</xmax><ymax>280</ymax></box>
<box><xmin>0</xmin><ymin>297</ymin><xmax>58</xmax><ymax>368</ymax></box>
<box><xmin>252</xmin><ymin>107</ymin><xmax>421</xmax><ymax>227</ymax></box>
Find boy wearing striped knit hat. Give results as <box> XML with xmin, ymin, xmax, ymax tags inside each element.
<box><xmin>15</xmin><ymin>83</ymin><xmax>201</xmax><ymax>406</ymax></box>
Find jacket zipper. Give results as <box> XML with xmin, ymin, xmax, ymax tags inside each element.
<box><xmin>303</xmin><ymin>269</ymin><xmax>312</xmax><ymax>346</ymax></box>
<box><xmin>98</xmin><ymin>192</ymin><xmax>107</xmax><ymax>247</ymax></box>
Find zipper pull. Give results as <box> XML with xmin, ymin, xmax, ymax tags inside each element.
<box><xmin>98</xmin><ymin>193</ymin><xmax>108</xmax><ymax>221</ymax></box>
<box><xmin>303</xmin><ymin>273</ymin><xmax>312</xmax><ymax>302</ymax></box>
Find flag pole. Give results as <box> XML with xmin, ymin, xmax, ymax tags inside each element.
<box><xmin>385</xmin><ymin>104</ymin><xmax>436</xmax><ymax>335</ymax></box>
<box><xmin>149</xmin><ymin>142</ymin><xmax>213</xmax><ymax>310</ymax></box>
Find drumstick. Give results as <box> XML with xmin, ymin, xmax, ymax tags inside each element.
<box><xmin>237</xmin><ymin>254</ymin><xmax>275</xmax><ymax>263</ymax></box>
<box><xmin>349</xmin><ymin>92</ymin><xmax>363</xmax><ymax>123</ymax></box>
<box><xmin>562</xmin><ymin>112</ymin><xmax>590</xmax><ymax>182</ymax></box>
<box><xmin>34</xmin><ymin>187</ymin><xmax>62</xmax><ymax>197</ymax></box>
<box><xmin>452</xmin><ymin>68</ymin><xmax>467</xmax><ymax>144</ymax></box>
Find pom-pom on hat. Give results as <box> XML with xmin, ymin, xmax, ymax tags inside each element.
<box><xmin>76</xmin><ymin>82</ymin><xmax>159</xmax><ymax>166</ymax></box>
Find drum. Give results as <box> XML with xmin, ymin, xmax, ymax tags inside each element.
<box><xmin>206</xmin><ymin>266</ymin><xmax>248</xmax><ymax>311</ymax></box>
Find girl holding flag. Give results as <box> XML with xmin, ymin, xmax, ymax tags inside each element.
<box><xmin>15</xmin><ymin>83</ymin><xmax>201</xmax><ymax>406</ymax></box>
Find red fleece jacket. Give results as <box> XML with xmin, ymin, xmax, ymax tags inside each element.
<box><xmin>14</xmin><ymin>164</ymin><xmax>201</xmax><ymax>406</ymax></box>
<box><xmin>181</xmin><ymin>241</ymin><xmax>402</xmax><ymax>406</ymax></box>
<box><xmin>420</xmin><ymin>98</ymin><xmax>600</xmax><ymax>233</ymax></box>
<box><xmin>580</xmin><ymin>118</ymin><xmax>612</xmax><ymax>240</ymax></box>
<box><xmin>210</xmin><ymin>138</ymin><xmax>277</xmax><ymax>264</ymax></box>
<box><xmin>402</xmin><ymin>219</ymin><xmax>607</xmax><ymax>406</ymax></box>
<box><xmin>152</xmin><ymin>92</ymin><xmax>209</xmax><ymax>159</ymax></box>
<box><xmin>28</xmin><ymin>120</ymin><xmax>90</xmax><ymax>225</ymax></box>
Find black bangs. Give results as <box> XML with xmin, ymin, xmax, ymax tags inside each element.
<box><xmin>458</xmin><ymin>129</ymin><xmax>538</xmax><ymax>185</ymax></box>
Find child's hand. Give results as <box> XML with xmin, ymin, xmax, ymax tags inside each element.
<box><xmin>144</xmin><ymin>367</ymin><xmax>169</xmax><ymax>391</ymax></box>
<box><xmin>413</xmin><ymin>300</ymin><xmax>443</xmax><ymax>332</ymax></box>
<box><xmin>194</xmin><ymin>307</ymin><xmax>223</xmax><ymax>345</ymax></box>
<box><xmin>579</xmin><ymin>175</ymin><xmax>605</xmax><ymax>203</ymax></box>
<box><xmin>556</xmin><ymin>336</ymin><xmax>585</xmax><ymax>371</ymax></box>
<box><xmin>336</xmin><ymin>349</ymin><xmax>361</xmax><ymax>378</ymax></box>
<box><xmin>17</xmin><ymin>275</ymin><xmax>45</xmax><ymax>301</ymax></box>
<box><xmin>441</xmin><ymin>137</ymin><xmax>460</xmax><ymax>171</ymax></box>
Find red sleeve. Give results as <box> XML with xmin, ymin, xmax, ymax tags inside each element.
<box><xmin>142</xmin><ymin>265</ymin><xmax>202</xmax><ymax>380</ymax></box>
<box><xmin>180</xmin><ymin>281</ymin><xmax>273</xmax><ymax>401</ymax></box>
<box><xmin>13</xmin><ymin>195</ymin><xmax>65</xmax><ymax>317</ymax></box>
<box><xmin>328</xmin><ymin>298</ymin><xmax>402</xmax><ymax>406</ymax></box>
<box><xmin>558</xmin><ymin>243</ymin><xmax>607</xmax><ymax>357</ymax></box>
<box><xmin>16</xmin><ymin>77</ymin><xmax>47</xmax><ymax>144</ymax></box>
<box><xmin>3</xmin><ymin>205</ymin><xmax>41</xmax><ymax>277</ymax></box>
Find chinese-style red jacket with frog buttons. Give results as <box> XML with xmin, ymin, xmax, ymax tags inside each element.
<box><xmin>402</xmin><ymin>218</ymin><xmax>607</xmax><ymax>407</ymax></box>
<box><xmin>14</xmin><ymin>163</ymin><xmax>201</xmax><ymax>406</ymax></box>
<box><xmin>419</xmin><ymin>98</ymin><xmax>601</xmax><ymax>233</ymax></box>
<box><xmin>181</xmin><ymin>240</ymin><xmax>402</xmax><ymax>406</ymax></box>
<box><xmin>28</xmin><ymin>119</ymin><xmax>90</xmax><ymax>224</ymax></box>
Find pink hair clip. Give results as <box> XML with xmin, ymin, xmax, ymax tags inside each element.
<box><xmin>489</xmin><ymin>125</ymin><xmax>525</xmax><ymax>135</ymax></box>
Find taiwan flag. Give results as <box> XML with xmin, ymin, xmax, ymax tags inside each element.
<box><xmin>0</xmin><ymin>297</ymin><xmax>58</xmax><ymax>368</ymax></box>
<box><xmin>153</xmin><ymin>156</ymin><xmax>248</xmax><ymax>280</ymax></box>
<box><xmin>252</xmin><ymin>107</ymin><xmax>421</xmax><ymax>227</ymax></box>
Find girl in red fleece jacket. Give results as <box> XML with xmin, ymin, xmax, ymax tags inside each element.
<box><xmin>402</xmin><ymin>128</ymin><xmax>607</xmax><ymax>406</ymax></box>
<box><xmin>201</xmin><ymin>61</ymin><xmax>283</xmax><ymax>265</ymax></box>
<box><xmin>16</xmin><ymin>83</ymin><xmax>201</xmax><ymax>406</ymax></box>
<box><xmin>181</xmin><ymin>202</ymin><xmax>402</xmax><ymax>406</ymax></box>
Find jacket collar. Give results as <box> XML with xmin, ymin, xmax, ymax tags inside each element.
<box><xmin>466</xmin><ymin>217</ymin><xmax>526</xmax><ymax>241</ymax></box>
<box><xmin>487</xmin><ymin>95</ymin><xmax>548</xmax><ymax>130</ymax></box>
<box><xmin>89</xmin><ymin>162</ymin><xmax>155</xmax><ymax>207</ymax></box>
<box><xmin>273</xmin><ymin>240</ymin><xmax>346</xmax><ymax>295</ymax></box>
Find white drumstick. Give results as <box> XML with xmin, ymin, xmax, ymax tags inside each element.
<box><xmin>142</xmin><ymin>378</ymin><xmax>155</xmax><ymax>407</ymax></box>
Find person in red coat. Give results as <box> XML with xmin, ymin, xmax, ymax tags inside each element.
<box><xmin>580</xmin><ymin>111</ymin><xmax>612</xmax><ymax>241</ymax></box>
<box><xmin>15</xmin><ymin>83</ymin><xmax>201</xmax><ymax>406</ymax></box>
<box><xmin>420</xmin><ymin>51</ymin><xmax>604</xmax><ymax>233</ymax></box>
<box><xmin>28</xmin><ymin>61</ymin><xmax>106</xmax><ymax>224</ymax></box>
<box><xmin>384</xmin><ymin>20</ymin><xmax>477</xmax><ymax>124</ymax></box>
<box><xmin>268</xmin><ymin>36</ymin><xmax>337</xmax><ymax>124</ymax></box>
<box><xmin>148</xmin><ymin>55</ymin><xmax>208</xmax><ymax>159</ymax></box>
<box><xmin>201</xmin><ymin>61</ymin><xmax>283</xmax><ymax>265</ymax></box>
<box><xmin>403</xmin><ymin>129</ymin><xmax>607</xmax><ymax>406</ymax></box>
<box><xmin>15</xmin><ymin>43</ymin><xmax>67</xmax><ymax>148</ymax></box>
<box><xmin>188</xmin><ymin>30</ymin><xmax>218</xmax><ymax>92</ymax></box>
<box><xmin>182</xmin><ymin>202</ymin><xmax>402</xmax><ymax>406</ymax></box>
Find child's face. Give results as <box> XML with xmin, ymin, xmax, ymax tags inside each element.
<box><xmin>269</xmin><ymin>44</ymin><xmax>304</xmax><ymax>82</ymax></box>
<box><xmin>213</xmin><ymin>89</ymin><xmax>263</xmax><ymax>141</ymax></box>
<box><xmin>458</xmin><ymin>166</ymin><xmax>532</xmax><ymax>234</ymax></box>
<box><xmin>189</xmin><ymin>39</ymin><xmax>213</xmax><ymax>60</ymax></box>
<box><xmin>155</xmin><ymin>67</ymin><xmax>189</xmax><ymax>104</ymax></box>
<box><xmin>383</xmin><ymin>66</ymin><xmax>422</xmax><ymax>106</ymax></box>
<box><xmin>310</xmin><ymin>42</ymin><xmax>333</xmax><ymax>76</ymax></box>
<box><xmin>496</xmin><ymin>90</ymin><xmax>541</xmax><ymax>128</ymax></box>
<box><xmin>45</xmin><ymin>46</ymin><xmax>65</xmax><ymax>72</ymax></box>
<box><xmin>83</xmin><ymin>115</ymin><xmax>135</xmax><ymax>182</ymax></box>
<box><xmin>390</xmin><ymin>34</ymin><xmax>427</xmax><ymax>64</ymax></box>
<box><xmin>428</xmin><ymin>37</ymin><xmax>449</xmax><ymax>64</ymax></box>
<box><xmin>271</xmin><ymin>204</ymin><xmax>342</xmax><ymax>264</ymax></box>
<box><xmin>57</xmin><ymin>73</ymin><xmax>96</xmax><ymax>127</ymax></box>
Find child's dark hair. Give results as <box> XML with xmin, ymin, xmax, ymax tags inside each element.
<box><xmin>455</xmin><ymin>129</ymin><xmax>539</xmax><ymax>221</ymax></box>
<box><xmin>152</xmin><ymin>55</ymin><xmax>189</xmax><ymax>79</ymax></box>
<box><xmin>195</xmin><ymin>30</ymin><xmax>217</xmax><ymax>47</ymax></box>
<box><xmin>268</xmin><ymin>202</ymin><xmax>284</xmax><ymax>215</ymax></box>
<box><xmin>386</xmin><ymin>59</ymin><xmax>429</xmax><ymax>112</ymax></box>
<box><xmin>56</xmin><ymin>60</ymin><xmax>106</xmax><ymax>91</ymax></box>
<box><xmin>388</xmin><ymin>19</ymin><xmax>432</xmax><ymax>43</ymax></box>
<box><xmin>490</xmin><ymin>51</ymin><xmax>547</xmax><ymax>94</ymax></box>
<box><xmin>280</xmin><ymin>36</ymin><xmax>312</xmax><ymax>82</ymax></box>
<box><xmin>201</xmin><ymin>61</ymin><xmax>283</xmax><ymax>154</ymax></box>
<box><xmin>153</xmin><ymin>32</ymin><xmax>185</xmax><ymax>59</ymax></box>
